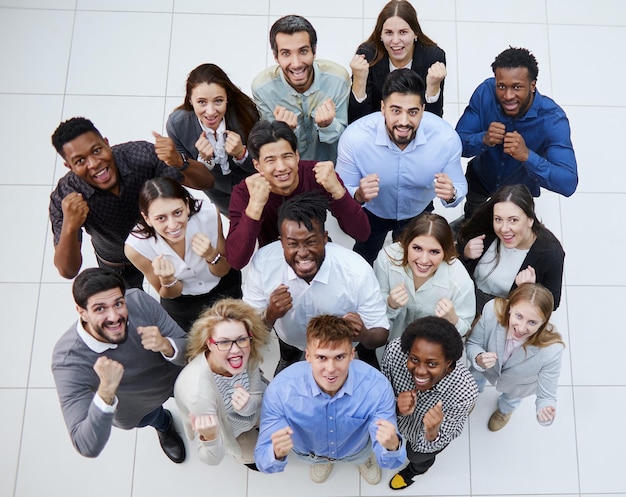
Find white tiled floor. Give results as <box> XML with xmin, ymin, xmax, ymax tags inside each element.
<box><xmin>1</xmin><ymin>1</ymin><xmax>624</xmax><ymax>496</ymax></box>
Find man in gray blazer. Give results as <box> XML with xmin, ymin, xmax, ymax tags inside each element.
<box><xmin>51</xmin><ymin>268</ymin><xmax>187</xmax><ymax>463</ymax></box>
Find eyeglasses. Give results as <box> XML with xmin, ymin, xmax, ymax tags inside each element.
<box><xmin>209</xmin><ymin>335</ymin><xmax>252</xmax><ymax>351</ymax></box>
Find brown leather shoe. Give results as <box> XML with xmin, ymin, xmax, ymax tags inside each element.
<box><xmin>488</xmin><ymin>409</ymin><xmax>512</xmax><ymax>431</ymax></box>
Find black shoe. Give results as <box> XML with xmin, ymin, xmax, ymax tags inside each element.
<box><xmin>245</xmin><ymin>462</ymin><xmax>259</xmax><ymax>472</ymax></box>
<box><xmin>156</xmin><ymin>410</ymin><xmax>186</xmax><ymax>463</ymax></box>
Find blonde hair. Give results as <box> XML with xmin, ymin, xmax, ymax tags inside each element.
<box><xmin>186</xmin><ymin>299</ymin><xmax>270</xmax><ymax>367</ymax></box>
<box><xmin>494</xmin><ymin>283</ymin><xmax>564</xmax><ymax>350</ymax></box>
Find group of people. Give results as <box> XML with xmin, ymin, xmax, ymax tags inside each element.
<box><xmin>49</xmin><ymin>0</ymin><xmax>577</xmax><ymax>491</ymax></box>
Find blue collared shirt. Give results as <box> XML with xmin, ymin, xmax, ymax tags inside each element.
<box><xmin>254</xmin><ymin>360</ymin><xmax>406</xmax><ymax>473</ymax></box>
<box><xmin>336</xmin><ymin>111</ymin><xmax>466</xmax><ymax>220</ymax></box>
<box><xmin>455</xmin><ymin>77</ymin><xmax>578</xmax><ymax>197</ymax></box>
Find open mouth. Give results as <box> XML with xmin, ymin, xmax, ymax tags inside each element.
<box><xmin>92</xmin><ymin>167</ymin><xmax>111</xmax><ymax>183</ymax></box>
<box><xmin>227</xmin><ymin>355</ymin><xmax>244</xmax><ymax>369</ymax></box>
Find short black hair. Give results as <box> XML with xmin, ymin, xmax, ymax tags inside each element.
<box><xmin>400</xmin><ymin>316</ymin><xmax>463</xmax><ymax>363</ymax></box>
<box><xmin>247</xmin><ymin>120</ymin><xmax>298</xmax><ymax>161</ymax></box>
<box><xmin>269</xmin><ymin>15</ymin><xmax>317</xmax><ymax>57</ymax></box>
<box><xmin>72</xmin><ymin>268</ymin><xmax>125</xmax><ymax>309</ymax></box>
<box><xmin>382</xmin><ymin>68</ymin><xmax>426</xmax><ymax>104</ymax></box>
<box><xmin>51</xmin><ymin>117</ymin><xmax>102</xmax><ymax>157</ymax></box>
<box><xmin>491</xmin><ymin>46</ymin><xmax>539</xmax><ymax>81</ymax></box>
<box><xmin>277</xmin><ymin>191</ymin><xmax>329</xmax><ymax>235</ymax></box>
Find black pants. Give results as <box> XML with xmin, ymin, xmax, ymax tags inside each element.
<box><xmin>406</xmin><ymin>443</ymin><xmax>445</xmax><ymax>475</ymax></box>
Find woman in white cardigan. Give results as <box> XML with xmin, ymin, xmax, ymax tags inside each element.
<box><xmin>374</xmin><ymin>213</ymin><xmax>475</xmax><ymax>341</ymax></box>
<box><xmin>466</xmin><ymin>283</ymin><xmax>565</xmax><ymax>431</ymax></box>
<box><xmin>174</xmin><ymin>299</ymin><xmax>269</xmax><ymax>468</ymax></box>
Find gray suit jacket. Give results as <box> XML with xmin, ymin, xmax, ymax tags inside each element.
<box><xmin>466</xmin><ymin>299</ymin><xmax>563</xmax><ymax>411</ymax></box>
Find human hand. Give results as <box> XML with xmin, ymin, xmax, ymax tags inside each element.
<box><xmin>397</xmin><ymin>390</ymin><xmax>417</xmax><ymax>416</ymax></box>
<box><xmin>271</xmin><ymin>426</ymin><xmax>294</xmax><ymax>460</ymax></box>
<box><xmin>224</xmin><ymin>130</ymin><xmax>245</xmax><ymax>159</ymax></box>
<box><xmin>93</xmin><ymin>356</ymin><xmax>124</xmax><ymax>404</ymax></box>
<box><xmin>342</xmin><ymin>311</ymin><xmax>365</xmax><ymax>340</ymax></box>
<box><xmin>137</xmin><ymin>326</ymin><xmax>173</xmax><ymax>356</ymax></box>
<box><xmin>273</xmin><ymin>105</ymin><xmax>298</xmax><ymax>129</ymax></box>
<box><xmin>152</xmin><ymin>131</ymin><xmax>183</xmax><ymax>167</ymax></box>
<box><xmin>537</xmin><ymin>406</ymin><xmax>556</xmax><ymax>425</ymax></box>
<box><xmin>350</xmin><ymin>53</ymin><xmax>370</xmax><ymax>83</ymax></box>
<box><xmin>435</xmin><ymin>298</ymin><xmax>458</xmax><ymax>325</ymax></box>
<box><xmin>355</xmin><ymin>173</ymin><xmax>380</xmax><ymax>203</ymax></box>
<box><xmin>388</xmin><ymin>283</ymin><xmax>409</xmax><ymax>309</ymax></box>
<box><xmin>245</xmin><ymin>173</ymin><xmax>271</xmax><ymax>209</ymax></box>
<box><xmin>314</xmin><ymin>98</ymin><xmax>336</xmax><ymax>128</ymax></box>
<box><xmin>515</xmin><ymin>265</ymin><xmax>536</xmax><ymax>286</ymax></box>
<box><xmin>152</xmin><ymin>254</ymin><xmax>176</xmax><ymax>281</ymax></box>
<box><xmin>231</xmin><ymin>384</ymin><xmax>251</xmax><ymax>412</ymax></box>
<box><xmin>195</xmin><ymin>131</ymin><xmax>215</xmax><ymax>163</ymax></box>
<box><xmin>61</xmin><ymin>192</ymin><xmax>89</xmax><ymax>231</ymax></box>
<box><xmin>426</xmin><ymin>61</ymin><xmax>447</xmax><ymax>92</ymax></box>
<box><xmin>190</xmin><ymin>413</ymin><xmax>219</xmax><ymax>441</ymax></box>
<box><xmin>265</xmin><ymin>284</ymin><xmax>293</xmax><ymax>324</ymax></box>
<box><xmin>423</xmin><ymin>401</ymin><xmax>444</xmax><ymax>441</ymax></box>
<box><xmin>375</xmin><ymin>419</ymin><xmax>400</xmax><ymax>451</ymax></box>
<box><xmin>464</xmin><ymin>234</ymin><xmax>486</xmax><ymax>259</ymax></box>
<box><xmin>476</xmin><ymin>351</ymin><xmax>497</xmax><ymax>369</ymax></box>
<box><xmin>191</xmin><ymin>233</ymin><xmax>216</xmax><ymax>260</ymax></box>
<box><xmin>313</xmin><ymin>161</ymin><xmax>344</xmax><ymax>199</ymax></box>
<box><xmin>482</xmin><ymin>122</ymin><xmax>506</xmax><ymax>147</ymax></box>
<box><xmin>434</xmin><ymin>173</ymin><xmax>455</xmax><ymax>202</ymax></box>
<box><xmin>503</xmin><ymin>131</ymin><xmax>529</xmax><ymax>162</ymax></box>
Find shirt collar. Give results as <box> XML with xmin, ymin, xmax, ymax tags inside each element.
<box><xmin>75</xmin><ymin>320</ymin><xmax>118</xmax><ymax>353</ymax></box>
<box><xmin>284</xmin><ymin>247</ymin><xmax>331</xmax><ymax>284</ymax></box>
<box><xmin>306</xmin><ymin>361</ymin><xmax>354</xmax><ymax>399</ymax></box>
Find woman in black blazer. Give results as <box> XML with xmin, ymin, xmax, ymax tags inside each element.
<box><xmin>348</xmin><ymin>0</ymin><xmax>446</xmax><ymax>123</ymax></box>
<box><xmin>457</xmin><ymin>184</ymin><xmax>565</xmax><ymax>314</ymax></box>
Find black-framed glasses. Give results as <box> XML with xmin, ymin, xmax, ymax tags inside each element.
<box><xmin>209</xmin><ymin>335</ymin><xmax>252</xmax><ymax>351</ymax></box>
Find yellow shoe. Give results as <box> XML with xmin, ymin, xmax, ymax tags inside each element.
<box><xmin>389</xmin><ymin>467</ymin><xmax>417</xmax><ymax>490</ymax></box>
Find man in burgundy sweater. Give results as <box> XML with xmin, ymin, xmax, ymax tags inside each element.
<box><xmin>226</xmin><ymin>120</ymin><xmax>370</xmax><ymax>270</ymax></box>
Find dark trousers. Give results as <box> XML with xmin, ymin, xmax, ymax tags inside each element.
<box><xmin>137</xmin><ymin>406</ymin><xmax>170</xmax><ymax>432</ymax></box>
<box><xmin>96</xmin><ymin>253</ymin><xmax>144</xmax><ymax>290</ymax></box>
<box><xmin>274</xmin><ymin>338</ymin><xmax>304</xmax><ymax>376</ymax></box>
<box><xmin>406</xmin><ymin>443</ymin><xmax>445</xmax><ymax>475</ymax></box>
<box><xmin>354</xmin><ymin>204</ymin><xmax>434</xmax><ymax>266</ymax></box>
<box><xmin>464</xmin><ymin>161</ymin><xmax>492</xmax><ymax>220</ymax></box>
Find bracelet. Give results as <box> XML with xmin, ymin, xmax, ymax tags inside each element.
<box><xmin>162</xmin><ymin>278</ymin><xmax>178</xmax><ymax>288</ymax></box>
<box><xmin>209</xmin><ymin>252</ymin><xmax>222</xmax><ymax>265</ymax></box>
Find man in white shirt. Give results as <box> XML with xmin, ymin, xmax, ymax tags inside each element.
<box><xmin>243</xmin><ymin>192</ymin><xmax>389</xmax><ymax>373</ymax></box>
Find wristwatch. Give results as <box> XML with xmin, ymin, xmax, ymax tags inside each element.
<box><xmin>176</xmin><ymin>152</ymin><xmax>190</xmax><ymax>172</ymax></box>
<box><xmin>447</xmin><ymin>186</ymin><xmax>457</xmax><ymax>204</ymax></box>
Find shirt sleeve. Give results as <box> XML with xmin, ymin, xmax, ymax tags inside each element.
<box><xmin>335</xmin><ymin>130</ymin><xmax>363</xmax><ymax>198</ymax></box>
<box><xmin>241</xmin><ymin>254</ymin><xmax>269</xmax><ymax>311</ymax></box>
<box><xmin>254</xmin><ymin>384</ymin><xmax>289</xmax><ymax>473</ymax></box>
<box><xmin>439</xmin><ymin>130</ymin><xmax>467</xmax><ymax>208</ymax></box>
<box><xmin>455</xmin><ymin>84</ymin><xmax>492</xmax><ymax>158</ymax></box>
<box><xmin>535</xmin><ymin>345</ymin><xmax>564</xmax><ymax>412</ymax></box>
<box><xmin>367</xmin><ymin>382</ymin><xmax>407</xmax><ymax>469</ymax></box>
<box><xmin>355</xmin><ymin>264</ymin><xmax>391</xmax><ymax>330</ymax></box>
<box><xmin>316</xmin><ymin>76</ymin><xmax>350</xmax><ymax>145</ymax></box>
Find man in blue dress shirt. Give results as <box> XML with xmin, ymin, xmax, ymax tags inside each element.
<box><xmin>336</xmin><ymin>69</ymin><xmax>466</xmax><ymax>265</ymax></box>
<box><xmin>456</xmin><ymin>46</ymin><xmax>578</xmax><ymax>218</ymax></box>
<box><xmin>254</xmin><ymin>315</ymin><xmax>406</xmax><ymax>484</ymax></box>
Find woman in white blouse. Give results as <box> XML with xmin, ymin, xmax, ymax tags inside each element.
<box><xmin>174</xmin><ymin>299</ymin><xmax>269</xmax><ymax>468</ymax></box>
<box><xmin>373</xmin><ymin>213</ymin><xmax>475</xmax><ymax>340</ymax></box>
<box><xmin>125</xmin><ymin>176</ymin><xmax>239</xmax><ymax>331</ymax></box>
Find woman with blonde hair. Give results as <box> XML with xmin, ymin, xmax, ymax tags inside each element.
<box><xmin>374</xmin><ymin>212</ymin><xmax>475</xmax><ymax>340</ymax></box>
<box><xmin>466</xmin><ymin>283</ymin><xmax>565</xmax><ymax>431</ymax></box>
<box><xmin>174</xmin><ymin>299</ymin><xmax>270</xmax><ymax>468</ymax></box>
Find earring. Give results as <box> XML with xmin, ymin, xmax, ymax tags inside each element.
<box><xmin>414</xmin><ymin>37</ymin><xmax>418</xmax><ymax>42</ymax></box>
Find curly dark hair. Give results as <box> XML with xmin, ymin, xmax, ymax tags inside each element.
<box><xmin>277</xmin><ymin>191</ymin><xmax>329</xmax><ymax>235</ymax></box>
<box><xmin>400</xmin><ymin>316</ymin><xmax>463</xmax><ymax>363</ymax></box>
<box><xmin>491</xmin><ymin>46</ymin><xmax>539</xmax><ymax>81</ymax></box>
<box><xmin>51</xmin><ymin>117</ymin><xmax>102</xmax><ymax>157</ymax></box>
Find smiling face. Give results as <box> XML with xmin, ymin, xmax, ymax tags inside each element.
<box><xmin>493</xmin><ymin>201</ymin><xmax>535</xmax><ymax>250</ymax></box>
<box><xmin>207</xmin><ymin>320</ymin><xmax>252</xmax><ymax>377</ymax></box>
<box><xmin>253</xmin><ymin>138</ymin><xmax>300</xmax><ymax>195</ymax></box>
<box><xmin>77</xmin><ymin>288</ymin><xmax>128</xmax><ymax>344</ymax></box>
<box><xmin>381</xmin><ymin>92</ymin><xmax>424</xmax><ymax>150</ymax></box>
<box><xmin>190</xmin><ymin>82</ymin><xmax>228</xmax><ymax>131</ymax></box>
<box><xmin>306</xmin><ymin>338</ymin><xmax>354</xmax><ymax>396</ymax></box>
<box><xmin>141</xmin><ymin>197</ymin><xmax>190</xmax><ymax>245</ymax></box>
<box><xmin>381</xmin><ymin>15</ymin><xmax>416</xmax><ymax>68</ymax></box>
<box><xmin>406</xmin><ymin>337</ymin><xmax>452</xmax><ymax>392</ymax></box>
<box><xmin>63</xmin><ymin>131</ymin><xmax>119</xmax><ymax>194</ymax></box>
<box><xmin>494</xmin><ymin>66</ymin><xmax>536</xmax><ymax>118</ymax></box>
<box><xmin>507</xmin><ymin>301</ymin><xmax>544</xmax><ymax>342</ymax></box>
<box><xmin>280</xmin><ymin>219</ymin><xmax>327</xmax><ymax>283</ymax></box>
<box><xmin>274</xmin><ymin>31</ymin><xmax>315</xmax><ymax>93</ymax></box>
<box><xmin>407</xmin><ymin>235</ymin><xmax>445</xmax><ymax>283</ymax></box>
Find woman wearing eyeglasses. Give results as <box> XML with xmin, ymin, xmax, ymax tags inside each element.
<box><xmin>174</xmin><ymin>299</ymin><xmax>270</xmax><ymax>468</ymax></box>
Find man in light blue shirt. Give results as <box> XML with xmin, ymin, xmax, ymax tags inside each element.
<box><xmin>336</xmin><ymin>69</ymin><xmax>466</xmax><ymax>265</ymax></box>
<box><xmin>251</xmin><ymin>15</ymin><xmax>350</xmax><ymax>163</ymax></box>
<box><xmin>254</xmin><ymin>315</ymin><xmax>406</xmax><ymax>485</ymax></box>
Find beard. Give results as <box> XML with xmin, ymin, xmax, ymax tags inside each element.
<box><xmin>92</xmin><ymin>318</ymin><xmax>129</xmax><ymax>344</ymax></box>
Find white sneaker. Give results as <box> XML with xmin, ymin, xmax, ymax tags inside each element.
<box><xmin>310</xmin><ymin>462</ymin><xmax>333</xmax><ymax>483</ymax></box>
<box><xmin>358</xmin><ymin>452</ymin><xmax>381</xmax><ymax>485</ymax></box>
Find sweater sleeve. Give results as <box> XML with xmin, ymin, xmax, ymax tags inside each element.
<box><xmin>226</xmin><ymin>182</ymin><xmax>262</xmax><ymax>270</ymax></box>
